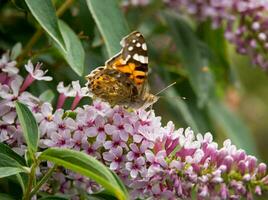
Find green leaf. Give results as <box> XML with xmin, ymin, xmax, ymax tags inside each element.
<box><xmin>25</xmin><ymin>0</ymin><xmax>65</xmax><ymax>51</ymax></box>
<box><xmin>197</xmin><ymin>22</ymin><xmax>232</xmax><ymax>95</ymax></box>
<box><xmin>164</xmin><ymin>12</ymin><xmax>214</xmax><ymax>107</ymax></box>
<box><xmin>89</xmin><ymin>190</ymin><xmax>118</xmax><ymax>200</ymax></box>
<box><xmin>86</xmin><ymin>0</ymin><xmax>129</xmax><ymax>57</ymax></box>
<box><xmin>0</xmin><ymin>143</ymin><xmax>26</xmax><ymax>166</ymax></box>
<box><xmin>207</xmin><ymin>99</ymin><xmax>258</xmax><ymax>155</ymax></box>
<box><xmin>0</xmin><ymin>148</ymin><xmax>27</xmax><ymax>193</ymax></box>
<box><xmin>39</xmin><ymin>148</ymin><xmax>128</xmax><ymax>200</ymax></box>
<box><xmin>165</xmin><ymin>89</ymin><xmax>200</xmax><ymax>133</ymax></box>
<box><xmin>11</xmin><ymin>42</ymin><xmax>22</xmax><ymax>60</ymax></box>
<box><xmin>0</xmin><ymin>193</ymin><xmax>16</xmax><ymax>200</ymax></box>
<box><xmin>15</xmin><ymin>101</ymin><xmax>39</xmax><ymax>156</ymax></box>
<box><xmin>0</xmin><ymin>153</ymin><xmax>24</xmax><ymax>168</ymax></box>
<box><xmin>57</xmin><ymin>20</ymin><xmax>85</xmax><ymax>76</ymax></box>
<box><xmin>0</xmin><ymin>167</ymin><xmax>27</xmax><ymax>179</ymax></box>
<box><xmin>15</xmin><ymin>173</ymin><xmax>27</xmax><ymax>194</ymax></box>
<box><xmin>39</xmin><ymin>89</ymin><xmax>55</xmax><ymax>103</ymax></box>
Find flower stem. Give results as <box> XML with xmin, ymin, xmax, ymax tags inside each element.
<box><xmin>30</xmin><ymin>164</ymin><xmax>57</xmax><ymax>198</ymax></box>
<box><xmin>17</xmin><ymin>0</ymin><xmax>75</xmax><ymax>64</ymax></box>
<box><xmin>23</xmin><ymin>162</ymin><xmax>38</xmax><ymax>200</ymax></box>
<box><xmin>56</xmin><ymin>0</ymin><xmax>75</xmax><ymax>17</ymax></box>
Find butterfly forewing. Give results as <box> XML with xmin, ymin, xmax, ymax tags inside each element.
<box><xmin>86</xmin><ymin>31</ymin><xmax>158</xmax><ymax>109</ymax></box>
<box><xmin>106</xmin><ymin>31</ymin><xmax>148</xmax><ymax>88</ymax></box>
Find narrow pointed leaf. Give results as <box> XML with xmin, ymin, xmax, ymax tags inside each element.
<box><xmin>39</xmin><ymin>148</ymin><xmax>128</xmax><ymax>200</ymax></box>
<box><xmin>0</xmin><ymin>153</ymin><xmax>24</xmax><ymax>168</ymax></box>
<box><xmin>0</xmin><ymin>167</ymin><xmax>27</xmax><ymax>179</ymax></box>
<box><xmin>57</xmin><ymin>20</ymin><xmax>85</xmax><ymax>76</ymax></box>
<box><xmin>15</xmin><ymin>101</ymin><xmax>39</xmax><ymax>155</ymax></box>
<box><xmin>0</xmin><ymin>143</ymin><xmax>26</xmax><ymax>166</ymax></box>
<box><xmin>25</xmin><ymin>0</ymin><xmax>65</xmax><ymax>51</ymax></box>
<box><xmin>86</xmin><ymin>0</ymin><xmax>129</xmax><ymax>57</ymax></box>
<box><xmin>164</xmin><ymin>12</ymin><xmax>214</xmax><ymax>107</ymax></box>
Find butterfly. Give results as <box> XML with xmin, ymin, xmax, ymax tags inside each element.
<box><xmin>85</xmin><ymin>31</ymin><xmax>159</xmax><ymax>109</ymax></box>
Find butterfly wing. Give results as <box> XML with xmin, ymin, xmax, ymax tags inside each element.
<box><xmin>86</xmin><ymin>67</ymin><xmax>139</xmax><ymax>106</ymax></box>
<box><xmin>105</xmin><ymin>31</ymin><xmax>149</xmax><ymax>91</ymax></box>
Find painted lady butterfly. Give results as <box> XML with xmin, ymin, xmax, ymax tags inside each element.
<box><xmin>85</xmin><ymin>31</ymin><xmax>158</xmax><ymax>109</ymax></box>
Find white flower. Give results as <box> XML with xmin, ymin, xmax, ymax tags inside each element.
<box><xmin>25</xmin><ymin>60</ymin><xmax>52</xmax><ymax>81</ymax></box>
<box><xmin>71</xmin><ymin>81</ymin><xmax>89</xmax><ymax>97</ymax></box>
<box><xmin>57</xmin><ymin>82</ymin><xmax>75</xmax><ymax>97</ymax></box>
<box><xmin>0</xmin><ymin>53</ymin><xmax>18</xmax><ymax>75</ymax></box>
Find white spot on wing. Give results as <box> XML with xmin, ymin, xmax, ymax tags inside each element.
<box><xmin>142</xmin><ymin>43</ymin><xmax>147</xmax><ymax>50</ymax></box>
<box><xmin>128</xmin><ymin>46</ymin><xmax>134</xmax><ymax>51</ymax></box>
<box><xmin>133</xmin><ymin>53</ymin><xmax>139</xmax><ymax>62</ymax></box>
<box><xmin>136</xmin><ymin>43</ymin><xmax>141</xmax><ymax>47</ymax></box>
<box><xmin>144</xmin><ymin>56</ymin><xmax>148</xmax><ymax>64</ymax></box>
<box><xmin>133</xmin><ymin>54</ymin><xmax>148</xmax><ymax>64</ymax></box>
<box><xmin>136</xmin><ymin>33</ymin><xmax>141</xmax><ymax>37</ymax></box>
<box><xmin>132</xmin><ymin>39</ymin><xmax>136</xmax><ymax>43</ymax></box>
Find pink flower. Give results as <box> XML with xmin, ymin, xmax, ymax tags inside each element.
<box><xmin>104</xmin><ymin>113</ymin><xmax>133</xmax><ymax>141</ymax></box>
<box><xmin>0</xmin><ymin>52</ymin><xmax>18</xmax><ymax>77</ymax></box>
<box><xmin>145</xmin><ymin>150</ymin><xmax>167</xmax><ymax>177</ymax></box>
<box><xmin>53</xmin><ymin>109</ymin><xmax>76</xmax><ymax>132</ymax></box>
<box><xmin>103</xmin><ymin>134</ymin><xmax>128</xmax><ymax>151</ymax></box>
<box><xmin>1</xmin><ymin>49</ymin><xmax>267</xmax><ymax>199</ymax></box>
<box><xmin>82</xmin><ymin>141</ymin><xmax>101</xmax><ymax>158</ymax></box>
<box><xmin>126</xmin><ymin>157</ymin><xmax>146</xmax><ymax>178</ymax></box>
<box><xmin>0</xmin><ymin>121</ymin><xmax>16</xmax><ymax>142</ymax></box>
<box><xmin>127</xmin><ymin>142</ymin><xmax>151</xmax><ymax>161</ymax></box>
<box><xmin>70</xmin><ymin>81</ymin><xmax>88</xmax><ymax>110</ymax></box>
<box><xmin>72</xmin><ymin>131</ymin><xmax>87</xmax><ymax>150</ymax></box>
<box><xmin>43</xmin><ymin>130</ymin><xmax>74</xmax><ymax>148</ymax></box>
<box><xmin>56</xmin><ymin>82</ymin><xmax>74</xmax><ymax>109</ymax></box>
<box><xmin>35</xmin><ymin>103</ymin><xmax>56</xmax><ymax>136</ymax></box>
<box><xmin>25</xmin><ymin>61</ymin><xmax>52</xmax><ymax>81</ymax></box>
<box><xmin>20</xmin><ymin>61</ymin><xmax>52</xmax><ymax>92</ymax></box>
<box><xmin>86</xmin><ymin>115</ymin><xmax>107</xmax><ymax>142</ymax></box>
<box><xmin>103</xmin><ymin>147</ymin><xmax>125</xmax><ymax>170</ymax></box>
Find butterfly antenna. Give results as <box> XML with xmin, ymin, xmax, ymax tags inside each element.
<box><xmin>155</xmin><ymin>81</ymin><xmax>177</xmax><ymax>96</ymax></box>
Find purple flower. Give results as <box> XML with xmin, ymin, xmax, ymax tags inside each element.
<box><xmin>103</xmin><ymin>134</ymin><xmax>128</xmax><ymax>151</ymax></box>
<box><xmin>126</xmin><ymin>157</ymin><xmax>145</xmax><ymax>178</ymax></box>
<box><xmin>86</xmin><ymin>115</ymin><xmax>107</xmax><ymax>142</ymax></box>
<box><xmin>1</xmin><ymin>52</ymin><xmax>268</xmax><ymax>199</ymax></box>
<box><xmin>104</xmin><ymin>113</ymin><xmax>133</xmax><ymax>141</ymax></box>
<box><xmin>43</xmin><ymin>130</ymin><xmax>74</xmax><ymax>148</ymax></box>
<box><xmin>82</xmin><ymin>141</ymin><xmax>101</xmax><ymax>158</ymax></box>
<box><xmin>103</xmin><ymin>147</ymin><xmax>125</xmax><ymax>170</ymax></box>
<box><xmin>35</xmin><ymin>103</ymin><xmax>56</xmax><ymax>136</ymax></box>
<box><xmin>164</xmin><ymin>0</ymin><xmax>268</xmax><ymax>70</ymax></box>
<box><xmin>0</xmin><ymin>52</ymin><xmax>18</xmax><ymax>78</ymax></box>
<box><xmin>123</xmin><ymin>0</ymin><xmax>151</xmax><ymax>7</ymax></box>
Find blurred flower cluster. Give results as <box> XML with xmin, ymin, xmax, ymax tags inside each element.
<box><xmin>1</xmin><ymin>52</ymin><xmax>268</xmax><ymax>199</ymax></box>
<box><xmin>166</xmin><ymin>0</ymin><xmax>268</xmax><ymax>69</ymax></box>
<box><xmin>126</xmin><ymin>0</ymin><xmax>268</xmax><ymax>69</ymax></box>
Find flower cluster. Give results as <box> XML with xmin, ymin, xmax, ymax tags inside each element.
<box><xmin>122</xmin><ymin>0</ymin><xmax>151</xmax><ymax>7</ymax></box>
<box><xmin>164</xmin><ymin>0</ymin><xmax>268</xmax><ymax>69</ymax></box>
<box><xmin>124</xmin><ymin>0</ymin><xmax>268</xmax><ymax>69</ymax></box>
<box><xmin>1</xmin><ymin>52</ymin><xmax>268</xmax><ymax>199</ymax></box>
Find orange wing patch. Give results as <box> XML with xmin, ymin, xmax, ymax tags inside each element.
<box><xmin>109</xmin><ymin>55</ymin><xmax>147</xmax><ymax>86</ymax></box>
